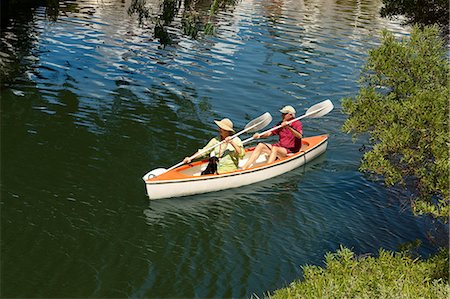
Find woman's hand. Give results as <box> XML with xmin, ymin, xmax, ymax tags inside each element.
<box><xmin>183</xmin><ymin>157</ymin><xmax>192</xmax><ymax>164</ymax></box>
<box><xmin>253</xmin><ymin>133</ymin><xmax>260</xmax><ymax>139</ymax></box>
<box><xmin>225</xmin><ymin>136</ymin><xmax>242</xmax><ymax>155</ymax></box>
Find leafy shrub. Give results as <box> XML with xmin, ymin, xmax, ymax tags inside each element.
<box><xmin>341</xmin><ymin>25</ymin><xmax>449</xmax><ymax>221</ymax></box>
<box><xmin>268</xmin><ymin>246</ymin><xmax>449</xmax><ymax>299</ymax></box>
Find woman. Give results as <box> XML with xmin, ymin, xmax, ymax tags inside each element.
<box><xmin>241</xmin><ymin>105</ymin><xmax>302</xmax><ymax>170</ymax></box>
<box><xmin>183</xmin><ymin>118</ymin><xmax>245</xmax><ymax>174</ymax></box>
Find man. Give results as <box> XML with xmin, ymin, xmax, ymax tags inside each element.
<box><xmin>241</xmin><ymin>105</ymin><xmax>302</xmax><ymax>169</ymax></box>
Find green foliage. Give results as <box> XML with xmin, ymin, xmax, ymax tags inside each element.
<box><xmin>342</xmin><ymin>25</ymin><xmax>449</xmax><ymax>221</ymax></box>
<box><xmin>268</xmin><ymin>246</ymin><xmax>449</xmax><ymax>299</ymax></box>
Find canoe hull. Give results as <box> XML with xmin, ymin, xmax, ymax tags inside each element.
<box><xmin>144</xmin><ymin>135</ymin><xmax>328</xmax><ymax>200</ymax></box>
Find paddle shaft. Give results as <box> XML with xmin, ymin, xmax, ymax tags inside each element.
<box><xmin>242</xmin><ymin>106</ymin><xmax>324</xmax><ymax>145</ymax></box>
<box><xmin>165</xmin><ymin>120</ymin><xmax>263</xmax><ymax>172</ymax></box>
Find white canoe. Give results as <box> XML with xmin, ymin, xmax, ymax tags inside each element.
<box><xmin>143</xmin><ymin>135</ymin><xmax>328</xmax><ymax>200</ymax></box>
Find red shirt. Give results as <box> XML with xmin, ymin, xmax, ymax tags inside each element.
<box><xmin>272</xmin><ymin>120</ymin><xmax>303</xmax><ymax>153</ymax></box>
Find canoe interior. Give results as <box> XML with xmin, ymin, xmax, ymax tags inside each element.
<box><xmin>180</xmin><ymin>148</ymin><xmax>271</xmax><ymax>177</ymax></box>
<box><xmin>145</xmin><ymin>135</ymin><xmax>330</xmax><ymax>182</ymax></box>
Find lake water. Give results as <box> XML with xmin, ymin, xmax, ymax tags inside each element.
<box><xmin>0</xmin><ymin>0</ymin><xmax>442</xmax><ymax>298</ymax></box>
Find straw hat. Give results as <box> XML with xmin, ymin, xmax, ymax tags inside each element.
<box><xmin>280</xmin><ymin>105</ymin><xmax>296</xmax><ymax>115</ymax></box>
<box><xmin>214</xmin><ymin>118</ymin><xmax>235</xmax><ymax>132</ymax></box>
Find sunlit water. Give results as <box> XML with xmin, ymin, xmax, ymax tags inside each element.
<box><xmin>1</xmin><ymin>0</ymin><xmax>442</xmax><ymax>298</ymax></box>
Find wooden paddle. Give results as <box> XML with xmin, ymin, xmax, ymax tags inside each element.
<box><xmin>144</xmin><ymin>112</ymin><xmax>273</xmax><ymax>179</ymax></box>
<box><xmin>242</xmin><ymin>99</ymin><xmax>334</xmax><ymax>145</ymax></box>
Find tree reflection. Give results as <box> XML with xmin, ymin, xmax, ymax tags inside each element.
<box><xmin>381</xmin><ymin>0</ymin><xmax>449</xmax><ymax>39</ymax></box>
<box><xmin>128</xmin><ymin>0</ymin><xmax>238</xmax><ymax>46</ymax></box>
<box><xmin>0</xmin><ymin>0</ymin><xmax>79</xmax><ymax>87</ymax></box>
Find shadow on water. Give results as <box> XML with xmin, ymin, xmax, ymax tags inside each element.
<box><xmin>0</xmin><ymin>80</ymin><xmax>221</xmax><ymax>297</ymax></box>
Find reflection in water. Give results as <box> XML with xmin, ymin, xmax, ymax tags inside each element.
<box><xmin>0</xmin><ymin>0</ymin><xmax>84</xmax><ymax>85</ymax></box>
<box><xmin>128</xmin><ymin>0</ymin><xmax>239</xmax><ymax>45</ymax></box>
<box><xmin>142</xmin><ymin>162</ymin><xmax>311</xmax><ymax>225</ymax></box>
<box><xmin>139</xmin><ymin>163</ymin><xmax>311</xmax><ymax>297</ymax></box>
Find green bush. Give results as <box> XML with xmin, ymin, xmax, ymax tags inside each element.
<box><xmin>341</xmin><ymin>25</ymin><xmax>449</xmax><ymax>221</ymax></box>
<box><xmin>268</xmin><ymin>246</ymin><xmax>449</xmax><ymax>299</ymax></box>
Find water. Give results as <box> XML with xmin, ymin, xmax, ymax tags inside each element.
<box><xmin>0</xmin><ymin>0</ymin><xmax>442</xmax><ymax>298</ymax></box>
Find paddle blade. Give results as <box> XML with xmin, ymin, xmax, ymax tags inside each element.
<box><xmin>304</xmin><ymin>99</ymin><xmax>334</xmax><ymax>118</ymax></box>
<box><xmin>244</xmin><ymin>112</ymin><xmax>272</xmax><ymax>132</ymax></box>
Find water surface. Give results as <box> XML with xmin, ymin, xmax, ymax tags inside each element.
<box><xmin>1</xmin><ymin>0</ymin><xmax>439</xmax><ymax>298</ymax></box>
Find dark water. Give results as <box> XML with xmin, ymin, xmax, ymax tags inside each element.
<box><xmin>0</xmin><ymin>0</ymin><xmax>441</xmax><ymax>298</ymax></box>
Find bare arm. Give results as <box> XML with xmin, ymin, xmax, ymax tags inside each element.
<box><xmin>224</xmin><ymin>137</ymin><xmax>242</xmax><ymax>155</ymax></box>
<box><xmin>286</xmin><ymin>125</ymin><xmax>302</xmax><ymax>139</ymax></box>
<box><xmin>281</xmin><ymin>121</ymin><xmax>302</xmax><ymax>139</ymax></box>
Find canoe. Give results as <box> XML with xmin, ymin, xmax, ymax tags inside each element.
<box><xmin>143</xmin><ymin>135</ymin><xmax>328</xmax><ymax>200</ymax></box>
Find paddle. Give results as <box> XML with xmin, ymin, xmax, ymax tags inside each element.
<box><xmin>242</xmin><ymin>99</ymin><xmax>334</xmax><ymax>145</ymax></box>
<box><xmin>143</xmin><ymin>112</ymin><xmax>273</xmax><ymax>179</ymax></box>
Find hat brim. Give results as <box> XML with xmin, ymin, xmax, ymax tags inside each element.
<box><xmin>214</xmin><ymin>120</ymin><xmax>235</xmax><ymax>132</ymax></box>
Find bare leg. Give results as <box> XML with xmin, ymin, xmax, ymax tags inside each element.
<box><xmin>242</xmin><ymin>143</ymin><xmax>271</xmax><ymax>169</ymax></box>
<box><xmin>267</xmin><ymin>146</ymin><xmax>288</xmax><ymax>164</ymax></box>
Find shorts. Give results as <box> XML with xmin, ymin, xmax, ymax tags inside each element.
<box><xmin>267</xmin><ymin>143</ymin><xmax>298</xmax><ymax>154</ymax></box>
